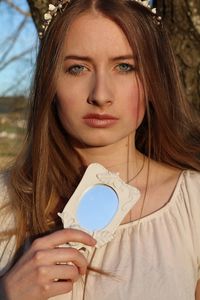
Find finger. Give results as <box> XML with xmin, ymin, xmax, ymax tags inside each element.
<box><xmin>31</xmin><ymin>229</ymin><xmax>96</xmax><ymax>251</ymax></box>
<box><xmin>44</xmin><ymin>264</ymin><xmax>80</xmax><ymax>282</ymax></box>
<box><xmin>45</xmin><ymin>281</ymin><xmax>74</xmax><ymax>298</ymax></box>
<box><xmin>18</xmin><ymin>229</ymin><xmax>95</xmax><ymax>271</ymax></box>
<box><xmin>31</xmin><ymin>247</ymin><xmax>88</xmax><ymax>275</ymax></box>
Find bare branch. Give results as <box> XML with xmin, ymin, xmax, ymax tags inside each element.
<box><xmin>4</xmin><ymin>0</ymin><xmax>31</xmax><ymax>17</ymax></box>
<box><xmin>0</xmin><ymin>17</ymin><xmax>28</xmax><ymax>63</ymax></box>
<box><xmin>1</xmin><ymin>70</ymin><xmax>32</xmax><ymax>96</ymax></box>
<box><xmin>0</xmin><ymin>47</ymin><xmax>33</xmax><ymax>71</ymax></box>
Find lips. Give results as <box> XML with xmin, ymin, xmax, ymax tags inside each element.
<box><xmin>83</xmin><ymin>113</ymin><xmax>118</xmax><ymax>120</ymax></box>
<box><xmin>83</xmin><ymin>113</ymin><xmax>119</xmax><ymax>128</ymax></box>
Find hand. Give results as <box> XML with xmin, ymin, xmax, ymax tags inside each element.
<box><xmin>2</xmin><ymin>229</ymin><xmax>96</xmax><ymax>300</ymax></box>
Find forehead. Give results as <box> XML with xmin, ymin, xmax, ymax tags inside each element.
<box><xmin>64</xmin><ymin>12</ymin><xmax>133</xmax><ymax>56</ymax></box>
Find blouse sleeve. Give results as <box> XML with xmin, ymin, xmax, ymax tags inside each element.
<box><xmin>0</xmin><ymin>173</ymin><xmax>16</xmax><ymax>276</ymax></box>
<box><xmin>184</xmin><ymin>171</ymin><xmax>200</xmax><ymax>280</ymax></box>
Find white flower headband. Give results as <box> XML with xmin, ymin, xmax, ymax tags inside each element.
<box><xmin>39</xmin><ymin>0</ymin><xmax>162</xmax><ymax>38</ymax></box>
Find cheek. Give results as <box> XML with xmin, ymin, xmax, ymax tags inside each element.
<box><xmin>56</xmin><ymin>87</ymin><xmax>80</xmax><ymax>117</ymax></box>
<box><xmin>56</xmin><ymin>93</ymin><xmax>75</xmax><ymax>129</ymax></box>
<box><xmin>57</xmin><ymin>98</ymin><xmax>71</xmax><ymax>121</ymax></box>
<box><xmin>125</xmin><ymin>87</ymin><xmax>145</xmax><ymax>127</ymax></box>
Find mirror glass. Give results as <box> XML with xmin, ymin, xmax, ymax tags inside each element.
<box><xmin>76</xmin><ymin>184</ymin><xmax>119</xmax><ymax>231</ymax></box>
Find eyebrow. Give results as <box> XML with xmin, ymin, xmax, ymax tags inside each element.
<box><xmin>64</xmin><ymin>55</ymin><xmax>135</xmax><ymax>62</ymax></box>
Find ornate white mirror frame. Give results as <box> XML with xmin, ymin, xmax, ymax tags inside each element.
<box><xmin>58</xmin><ymin>163</ymin><xmax>141</xmax><ymax>249</ymax></box>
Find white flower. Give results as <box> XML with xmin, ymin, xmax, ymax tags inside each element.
<box><xmin>49</xmin><ymin>4</ymin><xmax>56</xmax><ymax>11</ymax></box>
<box><xmin>152</xmin><ymin>8</ymin><xmax>157</xmax><ymax>14</ymax></box>
<box><xmin>143</xmin><ymin>1</ymin><xmax>149</xmax><ymax>7</ymax></box>
<box><xmin>44</xmin><ymin>13</ymin><xmax>52</xmax><ymax>20</ymax></box>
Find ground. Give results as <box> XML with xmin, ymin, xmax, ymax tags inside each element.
<box><xmin>0</xmin><ymin>110</ymin><xmax>26</xmax><ymax>170</ymax></box>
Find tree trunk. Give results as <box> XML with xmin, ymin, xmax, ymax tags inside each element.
<box><xmin>157</xmin><ymin>0</ymin><xmax>200</xmax><ymax>111</ymax></box>
<box><xmin>27</xmin><ymin>0</ymin><xmax>200</xmax><ymax>111</ymax></box>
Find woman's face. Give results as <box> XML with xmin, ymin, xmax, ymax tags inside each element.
<box><xmin>56</xmin><ymin>11</ymin><xmax>145</xmax><ymax>147</ymax></box>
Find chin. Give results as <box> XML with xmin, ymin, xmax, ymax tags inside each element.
<box><xmin>67</xmin><ymin>129</ymin><xmax>134</xmax><ymax>148</ymax></box>
<box><xmin>77</xmin><ymin>134</ymin><xmax>129</xmax><ymax>148</ymax></box>
<box><xmin>77</xmin><ymin>139</ymin><xmax>114</xmax><ymax>148</ymax></box>
<box><xmin>85</xmin><ymin>141</ymin><xmax>114</xmax><ymax>148</ymax></box>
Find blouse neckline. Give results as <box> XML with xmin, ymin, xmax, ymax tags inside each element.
<box><xmin>117</xmin><ymin>170</ymin><xmax>187</xmax><ymax>230</ymax></box>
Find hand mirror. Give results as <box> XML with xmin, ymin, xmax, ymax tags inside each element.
<box><xmin>58</xmin><ymin>163</ymin><xmax>140</xmax><ymax>249</ymax></box>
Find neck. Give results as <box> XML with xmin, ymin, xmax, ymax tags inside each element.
<box><xmin>74</xmin><ymin>135</ymin><xmax>144</xmax><ymax>183</ymax></box>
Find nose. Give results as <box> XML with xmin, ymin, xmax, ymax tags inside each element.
<box><xmin>87</xmin><ymin>72</ymin><xmax>114</xmax><ymax>107</ymax></box>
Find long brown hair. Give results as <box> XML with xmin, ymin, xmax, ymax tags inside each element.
<box><xmin>2</xmin><ymin>0</ymin><xmax>200</xmax><ymax>252</ymax></box>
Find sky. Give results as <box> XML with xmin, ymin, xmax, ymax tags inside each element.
<box><xmin>0</xmin><ymin>0</ymin><xmax>37</xmax><ymax>96</ymax></box>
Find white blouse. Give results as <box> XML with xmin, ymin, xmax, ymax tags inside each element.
<box><xmin>0</xmin><ymin>170</ymin><xmax>200</xmax><ymax>300</ymax></box>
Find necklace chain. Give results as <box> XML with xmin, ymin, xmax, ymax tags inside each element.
<box><xmin>126</xmin><ymin>154</ymin><xmax>145</xmax><ymax>183</ymax></box>
<box><xmin>126</xmin><ymin>135</ymin><xmax>147</xmax><ymax>223</ymax></box>
<box><xmin>126</xmin><ymin>134</ymin><xmax>145</xmax><ymax>184</ymax></box>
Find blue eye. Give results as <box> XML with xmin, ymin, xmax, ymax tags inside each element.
<box><xmin>66</xmin><ymin>65</ymin><xmax>86</xmax><ymax>76</ymax></box>
<box><xmin>117</xmin><ymin>63</ymin><xmax>135</xmax><ymax>73</ymax></box>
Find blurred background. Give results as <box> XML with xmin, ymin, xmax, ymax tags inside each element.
<box><xmin>0</xmin><ymin>0</ymin><xmax>200</xmax><ymax>169</ymax></box>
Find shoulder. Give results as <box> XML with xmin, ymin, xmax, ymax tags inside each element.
<box><xmin>181</xmin><ymin>169</ymin><xmax>200</xmax><ymax>197</ymax></box>
<box><xmin>150</xmin><ymin>161</ymin><xmax>200</xmax><ymax>195</ymax></box>
<box><xmin>178</xmin><ymin>170</ymin><xmax>200</xmax><ymax>230</ymax></box>
<box><xmin>0</xmin><ymin>171</ymin><xmax>10</xmax><ymax>204</ymax></box>
<box><xmin>172</xmin><ymin>169</ymin><xmax>200</xmax><ymax>209</ymax></box>
<box><xmin>0</xmin><ymin>170</ymin><xmax>17</xmax><ymax>231</ymax></box>
<box><xmin>182</xmin><ymin>168</ymin><xmax>200</xmax><ymax>184</ymax></box>
<box><xmin>182</xmin><ymin>171</ymin><xmax>200</xmax><ymax>281</ymax></box>
<box><xmin>0</xmin><ymin>171</ymin><xmax>16</xmax><ymax>276</ymax></box>
<box><xmin>0</xmin><ymin>171</ymin><xmax>12</xmax><ymax>224</ymax></box>
<box><xmin>147</xmin><ymin>162</ymin><xmax>200</xmax><ymax>211</ymax></box>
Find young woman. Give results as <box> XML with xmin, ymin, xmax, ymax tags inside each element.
<box><xmin>0</xmin><ymin>0</ymin><xmax>200</xmax><ymax>299</ymax></box>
